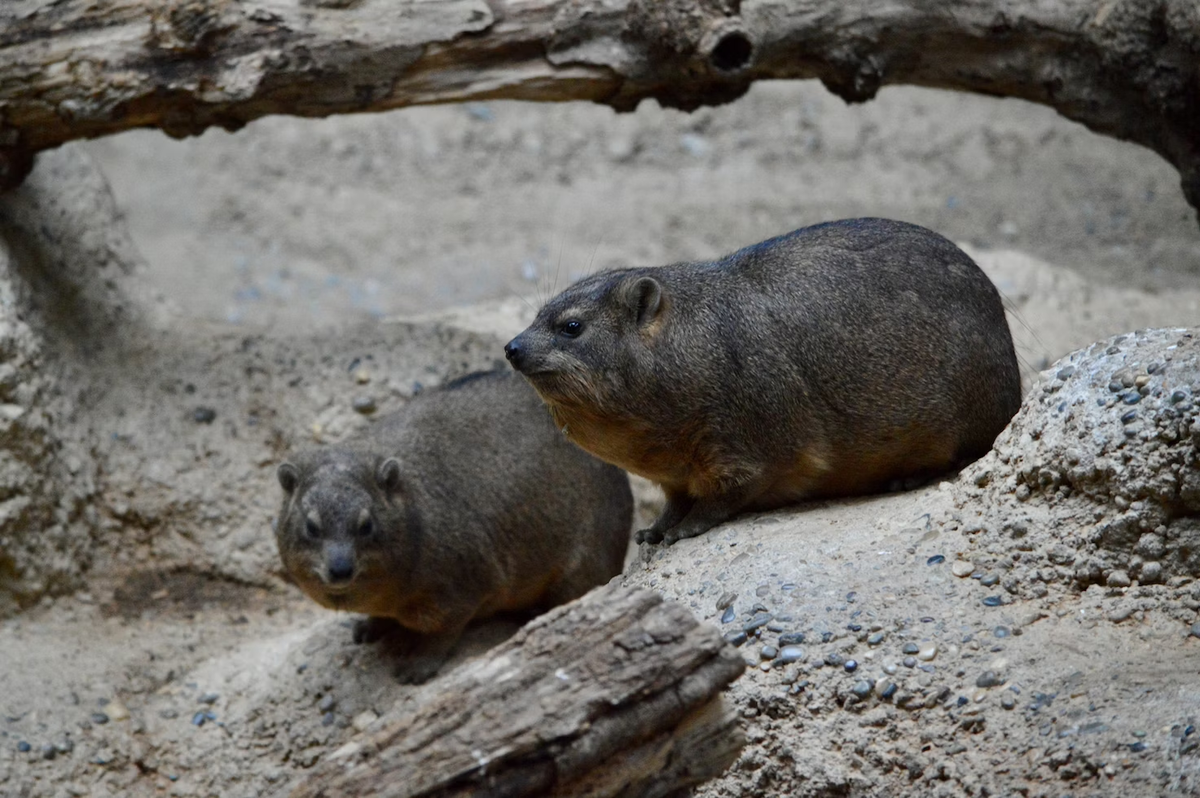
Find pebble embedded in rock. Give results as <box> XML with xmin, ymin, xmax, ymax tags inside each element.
<box><xmin>1121</xmin><ymin>409</ymin><xmax>1138</xmax><ymax>424</ymax></box>
<box><xmin>868</xmin><ymin>632</ymin><xmax>885</xmax><ymax>645</ymax></box>
<box><xmin>844</xmin><ymin>659</ymin><xmax>858</xmax><ymax>673</ymax></box>
<box><xmin>1191</xmin><ymin>623</ymin><xmax>1200</xmax><ymax>639</ymax></box>
<box><xmin>191</xmin><ymin>711</ymin><xmax>208</xmax><ymax>726</ymax></box>
<box><xmin>318</xmin><ymin>694</ymin><xmax>336</xmax><ymax>712</ymax></box>
<box><xmin>1107</xmin><ymin>570</ymin><xmax>1132</xmax><ymax>588</ymax></box>
<box><xmin>760</xmin><ymin>645</ymin><xmax>778</xmax><ymax>660</ymax></box>
<box><xmin>778</xmin><ymin>646</ymin><xmax>804</xmax><ymax>664</ymax></box>
<box><xmin>41</xmin><ymin>743</ymin><xmax>57</xmax><ymax>761</ymax></box>
<box><xmin>902</xmin><ymin>642</ymin><xmax>920</xmax><ymax>655</ymax></box>
<box><xmin>192</xmin><ymin>406</ymin><xmax>216</xmax><ymax>424</ymax></box>
<box><xmin>743</xmin><ymin>612</ymin><xmax>773</xmax><ymax>632</ymax></box>
<box><xmin>352</xmin><ymin>710</ymin><xmax>379</xmax><ymax>732</ymax></box>
<box><xmin>720</xmin><ymin>606</ymin><xmax>735</xmax><ymax>624</ymax></box>
<box><xmin>903</xmin><ymin>657</ymin><xmax>917</xmax><ymax>668</ymax></box>
<box><xmin>1001</xmin><ymin>693</ymin><xmax>1016</xmax><ymax>710</ymax></box>
<box><xmin>352</xmin><ymin>396</ymin><xmax>377</xmax><ymax>414</ymax></box>
<box><xmin>766</xmin><ymin>621</ymin><xmax>784</xmax><ymax>633</ymax></box>
<box><xmin>917</xmin><ymin>643</ymin><xmax>938</xmax><ymax>661</ymax></box>
<box><xmin>779</xmin><ymin>631</ymin><xmax>805</xmax><ymax>646</ymax></box>
<box><xmin>321</xmin><ymin>712</ymin><xmax>335</xmax><ymax>727</ymax></box>
<box><xmin>982</xmin><ymin>596</ymin><xmax>1003</xmax><ymax>607</ymax></box>
<box><xmin>852</xmin><ymin>680</ymin><xmax>873</xmax><ymax>699</ymax></box>
<box><xmin>981</xmin><ymin>574</ymin><xmax>999</xmax><ymax>587</ymax></box>
<box><xmin>881</xmin><ymin>682</ymin><xmax>898</xmax><ymax>700</ymax></box>
<box><xmin>724</xmin><ymin>630</ymin><xmax>748</xmax><ymax>647</ymax></box>
<box><xmin>17</xmin><ymin>741</ymin><xmax>30</xmax><ymax>753</ymax></box>
<box><xmin>927</xmin><ymin>555</ymin><xmax>945</xmax><ymax>565</ymax></box>
<box><xmin>951</xmin><ymin>561</ymin><xmax>975</xmax><ymax>578</ymax></box>
<box><xmin>91</xmin><ymin>712</ymin><xmax>109</xmax><ymax>725</ymax></box>
<box><xmin>976</xmin><ymin>671</ymin><xmax>1005</xmax><ymax>688</ymax></box>
<box><xmin>198</xmin><ymin>693</ymin><xmax>219</xmax><ymax>705</ymax></box>
<box><xmin>824</xmin><ymin>652</ymin><xmax>844</xmax><ymax>667</ymax></box>
<box><xmin>715</xmin><ymin>592</ymin><xmax>736</xmax><ymax>610</ymax></box>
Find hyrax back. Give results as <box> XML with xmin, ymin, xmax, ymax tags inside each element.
<box><xmin>274</xmin><ymin>370</ymin><xmax>633</xmax><ymax>680</ymax></box>
<box><xmin>505</xmin><ymin>218</ymin><xmax>1021</xmax><ymax>545</ymax></box>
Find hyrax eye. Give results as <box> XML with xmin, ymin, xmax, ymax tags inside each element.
<box><xmin>304</xmin><ymin>518</ymin><xmax>320</xmax><ymax>539</ymax></box>
<box><xmin>358</xmin><ymin>518</ymin><xmax>374</xmax><ymax>537</ymax></box>
<box><xmin>559</xmin><ymin>319</ymin><xmax>584</xmax><ymax>338</ymax></box>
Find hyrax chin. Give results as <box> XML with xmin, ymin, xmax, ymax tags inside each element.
<box><xmin>504</xmin><ymin>218</ymin><xmax>1022</xmax><ymax>546</ymax></box>
<box><xmin>274</xmin><ymin>370</ymin><xmax>633</xmax><ymax>683</ymax></box>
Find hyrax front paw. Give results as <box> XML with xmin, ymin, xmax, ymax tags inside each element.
<box><xmin>352</xmin><ymin>616</ymin><xmax>401</xmax><ymax>645</ymax></box>
<box><xmin>635</xmin><ymin>526</ymin><xmax>665</xmax><ymax>545</ymax></box>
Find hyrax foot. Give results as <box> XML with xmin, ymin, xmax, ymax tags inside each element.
<box><xmin>635</xmin><ymin>526</ymin><xmax>665</xmax><ymax>545</ymax></box>
<box><xmin>352</xmin><ymin>616</ymin><xmax>402</xmax><ymax>645</ymax></box>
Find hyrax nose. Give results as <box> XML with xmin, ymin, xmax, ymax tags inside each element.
<box><xmin>503</xmin><ymin>338</ymin><xmax>525</xmax><ymax>369</ymax></box>
<box><xmin>327</xmin><ymin>552</ymin><xmax>355</xmax><ymax>584</ymax></box>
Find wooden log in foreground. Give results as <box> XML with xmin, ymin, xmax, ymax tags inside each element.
<box><xmin>1</xmin><ymin>0</ymin><xmax>1199</xmax><ymax>221</ymax></box>
<box><xmin>291</xmin><ymin>581</ymin><xmax>746</xmax><ymax>798</ymax></box>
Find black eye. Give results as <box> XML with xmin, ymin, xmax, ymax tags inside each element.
<box><xmin>559</xmin><ymin>320</ymin><xmax>583</xmax><ymax>338</ymax></box>
<box><xmin>358</xmin><ymin>518</ymin><xmax>374</xmax><ymax>537</ymax></box>
<box><xmin>304</xmin><ymin>518</ymin><xmax>320</xmax><ymax>540</ymax></box>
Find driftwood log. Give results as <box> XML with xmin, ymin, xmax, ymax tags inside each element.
<box><xmin>290</xmin><ymin>581</ymin><xmax>746</xmax><ymax>798</ymax></box>
<box><xmin>2</xmin><ymin>0</ymin><xmax>1199</xmax><ymax>220</ymax></box>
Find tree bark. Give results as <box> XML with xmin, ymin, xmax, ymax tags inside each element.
<box><xmin>2</xmin><ymin>0</ymin><xmax>1198</xmax><ymax>221</ymax></box>
<box><xmin>289</xmin><ymin>581</ymin><xmax>746</xmax><ymax>798</ymax></box>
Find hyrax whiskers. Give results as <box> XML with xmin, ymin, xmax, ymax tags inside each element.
<box><xmin>504</xmin><ymin>218</ymin><xmax>1021</xmax><ymax>545</ymax></box>
<box><xmin>274</xmin><ymin>370</ymin><xmax>633</xmax><ymax>682</ymax></box>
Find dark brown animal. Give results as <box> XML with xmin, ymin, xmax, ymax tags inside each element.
<box><xmin>504</xmin><ymin>218</ymin><xmax>1021</xmax><ymax>545</ymax></box>
<box><xmin>274</xmin><ymin>370</ymin><xmax>633</xmax><ymax>682</ymax></box>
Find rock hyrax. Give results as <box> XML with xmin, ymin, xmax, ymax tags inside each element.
<box><xmin>274</xmin><ymin>370</ymin><xmax>633</xmax><ymax>682</ymax></box>
<box><xmin>504</xmin><ymin>218</ymin><xmax>1021</xmax><ymax>545</ymax></box>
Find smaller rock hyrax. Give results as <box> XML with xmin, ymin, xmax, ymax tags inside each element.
<box><xmin>504</xmin><ymin>218</ymin><xmax>1021</xmax><ymax>545</ymax></box>
<box><xmin>274</xmin><ymin>370</ymin><xmax>633</xmax><ymax>682</ymax></box>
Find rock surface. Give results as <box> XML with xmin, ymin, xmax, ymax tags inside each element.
<box><xmin>3</xmin><ymin>82</ymin><xmax>1200</xmax><ymax>797</ymax></box>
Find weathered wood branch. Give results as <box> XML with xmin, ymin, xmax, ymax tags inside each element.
<box><xmin>2</xmin><ymin>0</ymin><xmax>1199</xmax><ymax>221</ymax></box>
<box><xmin>290</xmin><ymin>581</ymin><xmax>746</xmax><ymax>798</ymax></box>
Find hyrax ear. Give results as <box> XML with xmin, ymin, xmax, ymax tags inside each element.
<box><xmin>376</xmin><ymin>458</ymin><xmax>402</xmax><ymax>494</ymax></box>
<box><xmin>624</xmin><ymin>276</ymin><xmax>664</xmax><ymax>328</ymax></box>
<box><xmin>277</xmin><ymin>462</ymin><xmax>300</xmax><ymax>493</ymax></box>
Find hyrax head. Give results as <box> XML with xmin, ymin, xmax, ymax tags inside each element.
<box><xmin>274</xmin><ymin>452</ymin><xmax>404</xmax><ymax>615</ymax></box>
<box><xmin>504</xmin><ymin>269</ymin><xmax>667</xmax><ymax>405</ymax></box>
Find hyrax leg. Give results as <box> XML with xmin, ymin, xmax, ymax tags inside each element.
<box><xmin>660</xmin><ymin>480</ymin><xmax>765</xmax><ymax>545</ymax></box>
<box><xmin>635</xmin><ymin>490</ymin><xmax>695</xmax><ymax>545</ymax></box>
<box><xmin>352</xmin><ymin>602</ymin><xmax>480</xmax><ymax>684</ymax></box>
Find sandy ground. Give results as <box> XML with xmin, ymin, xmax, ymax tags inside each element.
<box><xmin>2</xmin><ymin>80</ymin><xmax>1200</xmax><ymax>797</ymax></box>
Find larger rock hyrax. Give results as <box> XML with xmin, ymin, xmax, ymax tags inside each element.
<box><xmin>504</xmin><ymin>218</ymin><xmax>1021</xmax><ymax>545</ymax></box>
<box><xmin>274</xmin><ymin>370</ymin><xmax>633</xmax><ymax>682</ymax></box>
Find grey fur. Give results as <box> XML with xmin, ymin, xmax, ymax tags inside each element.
<box><xmin>505</xmin><ymin>218</ymin><xmax>1021</xmax><ymax>545</ymax></box>
<box><xmin>274</xmin><ymin>370</ymin><xmax>633</xmax><ymax>682</ymax></box>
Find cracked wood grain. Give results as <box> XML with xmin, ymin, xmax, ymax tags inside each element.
<box><xmin>290</xmin><ymin>581</ymin><xmax>745</xmax><ymax>798</ymax></box>
<box><xmin>2</xmin><ymin>0</ymin><xmax>1198</xmax><ymax>222</ymax></box>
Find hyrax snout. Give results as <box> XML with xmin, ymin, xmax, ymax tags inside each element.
<box><xmin>506</xmin><ymin>218</ymin><xmax>1022</xmax><ymax>545</ymax></box>
<box><xmin>274</xmin><ymin>370</ymin><xmax>633</xmax><ymax>682</ymax></box>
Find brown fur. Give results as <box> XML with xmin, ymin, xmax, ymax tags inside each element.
<box><xmin>274</xmin><ymin>370</ymin><xmax>633</xmax><ymax>681</ymax></box>
<box><xmin>504</xmin><ymin>218</ymin><xmax>1022</xmax><ymax>545</ymax></box>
